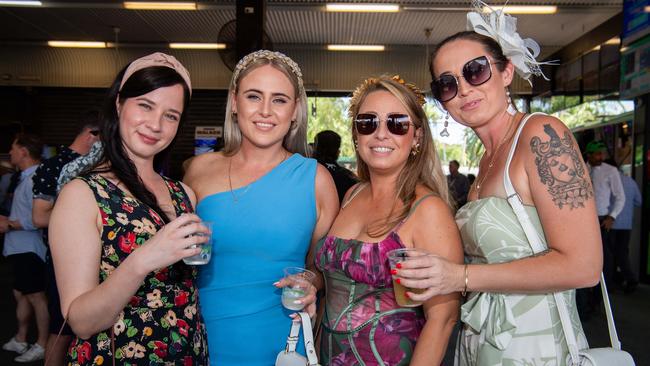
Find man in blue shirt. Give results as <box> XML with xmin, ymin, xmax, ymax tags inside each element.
<box><xmin>0</xmin><ymin>133</ymin><xmax>48</xmax><ymax>363</ymax></box>
<box><xmin>610</xmin><ymin>168</ymin><xmax>642</xmax><ymax>293</ymax></box>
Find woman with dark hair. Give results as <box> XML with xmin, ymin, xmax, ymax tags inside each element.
<box><xmin>49</xmin><ymin>53</ymin><xmax>209</xmax><ymax>365</ymax></box>
<box><xmin>393</xmin><ymin>3</ymin><xmax>601</xmax><ymax>365</ymax></box>
<box><xmin>314</xmin><ymin>75</ymin><xmax>463</xmax><ymax>365</ymax></box>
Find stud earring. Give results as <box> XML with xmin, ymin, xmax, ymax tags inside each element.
<box><xmin>506</xmin><ymin>89</ymin><xmax>516</xmax><ymax>116</ymax></box>
<box><xmin>440</xmin><ymin>112</ymin><xmax>450</xmax><ymax>137</ymax></box>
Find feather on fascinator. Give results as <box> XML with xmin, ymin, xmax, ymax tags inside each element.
<box><xmin>467</xmin><ymin>0</ymin><xmax>555</xmax><ymax>85</ymax></box>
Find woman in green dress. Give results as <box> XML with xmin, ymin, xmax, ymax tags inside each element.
<box><xmin>393</xmin><ymin>5</ymin><xmax>602</xmax><ymax>366</ymax></box>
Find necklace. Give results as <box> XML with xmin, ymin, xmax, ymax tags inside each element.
<box><xmin>474</xmin><ymin>114</ymin><xmax>518</xmax><ymax>196</ymax></box>
<box><xmin>228</xmin><ymin>151</ymin><xmax>289</xmax><ymax>203</ymax></box>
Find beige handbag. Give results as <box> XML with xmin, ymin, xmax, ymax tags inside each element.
<box><xmin>275</xmin><ymin>312</ymin><xmax>320</xmax><ymax>366</ymax></box>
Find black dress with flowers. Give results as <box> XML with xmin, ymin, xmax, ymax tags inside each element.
<box><xmin>66</xmin><ymin>174</ymin><xmax>208</xmax><ymax>366</ymax></box>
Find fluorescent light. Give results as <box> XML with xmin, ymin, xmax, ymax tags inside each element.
<box><xmin>483</xmin><ymin>5</ymin><xmax>557</xmax><ymax>14</ymax></box>
<box><xmin>326</xmin><ymin>3</ymin><xmax>399</xmax><ymax>12</ymax></box>
<box><xmin>327</xmin><ymin>45</ymin><xmax>385</xmax><ymax>51</ymax></box>
<box><xmin>605</xmin><ymin>37</ymin><xmax>620</xmax><ymax>45</ymax></box>
<box><xmin>169</xmin><ymin>43</ymin><xmax>226</xmax><ymax>49</ymax></box>
<box><xmin>592</xmin><ymin>45</ymin><xmax>601</xmax><ymax>52</ymax></box>
<box><xmin>620</xmin><ymin>46</ymin><xmax>629</xmax><ymax>53</ymax></box>
<box><xmin>124</xmin><ymin>2</ymin><xmax>196</xmax><ymax>10</ymax></box>
<box><xmin>48</xmin><ymin>41</ymin><xmax>107</xmax><ymax>48</ymax></box>
<box><xmin>0</xmin><ymin>1</ymin><xmax>42</xmax><ymax>6</ymax></box>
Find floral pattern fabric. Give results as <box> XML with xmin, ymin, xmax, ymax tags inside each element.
<box><xmin>66</xmin><ymin>174</ymin><xmax>208</xmax><ymax>366</ymax></box>
<box><xmin>315</xmin><ymin>231</ymin><xmax>425</xmax><ymax>366</ymax></box>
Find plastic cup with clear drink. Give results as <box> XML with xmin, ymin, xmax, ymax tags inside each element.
<box><xmin>183</xmin><ymin>221</ymin><xmax>212</xmax><ymax>265</ymax></box>
<box><xmin>281</xmin><ymin>267</ymin><xmax>315</xmax><ymax>311</ymax></box>
<box><xmin>387</xmin><ymin>248</ymin><xmax>429</xmax><ymax>307</ymax></box>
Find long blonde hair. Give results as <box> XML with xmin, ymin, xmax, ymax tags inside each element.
<box><xmin>349</xmin><ymin>76</ymin><xmax>451</xmax><ymax>237</ymax></box>
<box><xmin>223</xmin><ymin>52</ymin><xmax>308</xmax><ymax>156</ymax></box>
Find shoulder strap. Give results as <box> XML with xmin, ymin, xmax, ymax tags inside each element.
<box><xmin>284</xmin><ymin>312</ymin><xmax>319</xmax><ymax>366</ymax></box>
<box><xmin>341</xmin><ymin>182</ymin><xmax>368</xmax><ymax>209</ymax></box>
<box><xmin>501</xmin><ymin>114</ymin><xmax>622</xmax><ymax>365</ymax></box>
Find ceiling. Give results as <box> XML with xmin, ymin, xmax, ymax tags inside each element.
<box><xmin>0</xmin><ymin>0</ymin><xmax>622</xmax><ymax>58</ymax></box>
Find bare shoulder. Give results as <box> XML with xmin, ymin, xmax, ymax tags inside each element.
<box><xmin>58</xmin><ymin>178</ymin><xmax>94</xmax><ymax>202</ymax></box>
<box><xmin>184</xmin><ymin>152</ymin><xmax>226</xmax><ymax>184</ymax></box>
<box><xmin>315</xmin><ymin>163</ymin><xmax>334</xmax><ymax>185</ymax></box>
<box><xmin>518</xmin><ymin>114</ymin><xmax>572</xmax><ymax>146</ymax></box>
<box><xmin>411</xmin><ymin>186</ymin><xmax>454</xmax><ymax>222</ymax></box>
<box><xmin>519</xmin><ymin>114</ymin><xmax>593</xmax><ymax>210</ymax></box>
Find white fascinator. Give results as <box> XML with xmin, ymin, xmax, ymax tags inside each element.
<box><xmin>466</xmin><ymin>0</ymin><xmax>555</xmax><ymax>85</ymax></box>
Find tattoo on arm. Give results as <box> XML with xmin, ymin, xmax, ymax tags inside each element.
<box><xmin>530</xmin><ymin>124</ymin><xmax>593</xmax><ymax>209</ymax></box>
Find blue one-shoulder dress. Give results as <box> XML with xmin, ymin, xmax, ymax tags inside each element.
<box><xmin>197</xmin><ymin>153</ymin><xmax>317</xmax><ymax>366</ymax></box>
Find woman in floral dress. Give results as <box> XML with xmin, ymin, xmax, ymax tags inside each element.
<box><xmin>314</xmin><ymin>75</ymin><xmax>463</xmax><ymax>365</ymax></box>
<box><xmin>49</xmin><ymin>53</ymin><xmax>209</xmax><ymax>365</ymax></box>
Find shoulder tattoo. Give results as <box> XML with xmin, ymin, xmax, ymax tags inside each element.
<box><xmin>530</xmin><ymin>124</ymin><xmax>593</xmax><ymax>209</ymax></box>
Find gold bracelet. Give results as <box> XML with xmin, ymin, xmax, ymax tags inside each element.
<box><xmin>461</xmin><ymin>264</ymin><xmax>468</xmax><ymax>297</ymax></box>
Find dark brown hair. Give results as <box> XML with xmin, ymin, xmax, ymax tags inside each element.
<box><xmin>429</xmin><ymin>31</ymin><xmax>508</xmax><ymax>78</ymax></box>
<box><xmin>14</xmin><ymin>133</ymin><xmax>43</xmax><ymax>160</ymax></box>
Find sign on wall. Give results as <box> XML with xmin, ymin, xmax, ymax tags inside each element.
<box><xmin>194</xmin><ymin>126</ymin><xmax>223</xmax><ymax>155</ymax></box>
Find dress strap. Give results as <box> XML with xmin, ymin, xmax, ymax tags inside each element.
<box><xmin>341</xmin><ymin>182</ymin><xmax>368</xmax><ymax>209</ymax></box>
<box><xmin>392</xmin><ymin>193</ymin><xmax>437</xmax><ymax>231</ymax></box>
<box><xmin>503</xmin><ymin>112</ymin><xmax>545</xmax><ymax>201</ymax></box>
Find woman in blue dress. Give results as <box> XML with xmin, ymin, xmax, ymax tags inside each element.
<box><xmin>184</xmin><ymin>50</ymin><xmax>339</xmax><ymax>365</ymax></box>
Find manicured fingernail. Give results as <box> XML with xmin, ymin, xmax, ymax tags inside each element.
<box><xmin>294</xmin><ymin>300</ymin><xmax>303</xmax><ymax>304</ymax></box>
<box><xmin>272</xmin><ymin>282</ymin><xmax>280</xmax><ymax>286</ymax></box>
<box><xmin>396</xmin><ymin>278</ymin><xmax>401</xmax><ymax>284</ymax></box>
<box><xmin>391</xmin><ymin>269</ymin><xmax>398</xmax><ymax>275</ymax></box>
<box><xmin>396</xmin><ymin>263</ymin><xmax>402</xmax><ymax>269</ymax></box>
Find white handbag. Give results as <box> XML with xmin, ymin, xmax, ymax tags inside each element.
<box><xmin>502</xmin><ymin>114</ymin><xmax>635</xmax><ymax>366</ymax></box>
<box><xmin>275</xmin><ymin>312</ymin><xmax>320</xmax><ymax>366</ymax></box>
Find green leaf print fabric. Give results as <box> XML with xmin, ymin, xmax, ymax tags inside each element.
<box><xmin>454</xmin><ymin>197</ymin><xmax>588</xmax><ymax>366</ymax></box>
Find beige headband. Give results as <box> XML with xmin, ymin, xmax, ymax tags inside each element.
<box><xmin>119</xmin><ymin>52</ymin><xmax>192</xmax><ymax>95</ymax></box>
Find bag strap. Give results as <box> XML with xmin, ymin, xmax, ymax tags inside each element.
<box><xmin>284</xmin><ymin>312</ymin><xmax>320</xmax><ymax>366</ymax></box>
<box><xmin>501</xmin><ymin>113</ymin><xmax>622</xmax><ymax>364</ymax></box>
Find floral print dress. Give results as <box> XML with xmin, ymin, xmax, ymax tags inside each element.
<box><xmin>315</xmin><ymin>229</ymin><xmax>425</xmax><ymax>366</ymax></box>
<box><xmin>66</xmin><ymin>174</ymin><xmax>208</xmax><ymax>366</ymax></box>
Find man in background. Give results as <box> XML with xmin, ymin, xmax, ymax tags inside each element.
<box><xmin>313</xmin><ymin>130</ymin><xmax>357</xmax><ymax>203</ymax></box>
<box><xmin>0</xmin><ymin>133</ymin><xmax>48</xmax><ymax>363</ymax></box>
<box><xmin>31</xmin><ymin>110</ymin><xmax>100</xmax><ymax>365</ymax></box>
<box><xmin>447</xmin><ymin>160</ymin><xmax>470</xmax><ymax>207</ymax></box>
<box><xmin>610</xmin><ymin>166</ymin><xmax>641</xmax><ymax>293</ymax></box>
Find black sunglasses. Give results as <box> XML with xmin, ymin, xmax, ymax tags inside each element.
<box><xmin>431</xmin><ymin>56</ymin><xmax>499</xmax><ymax>102</ymax></box>
<box><xmin>89</xmin><ymin>130</ymin><xmax>100</xmax><ymax>136</ymax></box>
<box><xmin>354</xmin><ymin>113</ymin><xmax>412</xmax><ymax>136</ymax></box>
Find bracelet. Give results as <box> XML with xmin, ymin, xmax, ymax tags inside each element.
<box><xmin>461</xmin><ymin>264</ymin><xmax>468</xmax><ymax>297</ymax></box>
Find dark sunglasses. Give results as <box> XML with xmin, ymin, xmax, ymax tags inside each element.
<box><xmin>431</xmin><ymin>56</ymin><xmax>499</xmax><ymax>102</ymax></box>
<box><xmin>354</xmin><ymin>113</ymin><xmax>412</xmax><ymax>136</ymax></box>
<box><xmin>89</xmin><ymin>130</ymin><xmax>100</xmax><ymax>136</ymax></box>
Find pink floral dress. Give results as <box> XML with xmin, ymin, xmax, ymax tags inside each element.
<box><xmin>65</xmin><ymin>174</ymin><xmax>208</xmax><ymax>366</ymax></box>
<box><xmin>315</xmin><ymin>229</ymin><xmax>425</xmax><ymax>366</ymax></box>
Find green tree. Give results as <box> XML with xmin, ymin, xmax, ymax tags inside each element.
<box><xmin>306</xmin><ymin>97</ymin><xmax>355</xmax><ymax>158</ymax></box>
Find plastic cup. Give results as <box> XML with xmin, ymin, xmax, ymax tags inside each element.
<box><xmin>387</xmin><ymin>248</ymin><xmax>429</xmax><ymax>307</ymax></box>
<box><xmin>281</xmin><ymin>267</ymin><xmax>315</xmax><ymax>311</ymax></box>
<box><xmin>183</xmin><ymin>221</ymin><xmax>212</xmax><ymax>265</ymax></box>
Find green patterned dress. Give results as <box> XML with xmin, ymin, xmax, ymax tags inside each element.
<box><xmin>454</xmin><ymin>197</ymin><xmax>588</xmax><ymax>366</ymax></box>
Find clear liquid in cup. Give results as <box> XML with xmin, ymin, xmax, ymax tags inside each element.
<box><xmin>182</xmin><ymin>243</ymin><xmax>211</xmax><ymax>265</ymax></box>
<box><xmin>182</xmin><ymin>221</ymin><xmax>212</xmax><ymax>265</ymax></box>
<box><xmin>282</xmin><ymin>286</ymin><xmax>307</xmax><ymax>310</ymax></box>
<box><xmin>280</xmin><ymin>267</ymin><xmax>315</xmax><ymax>311</ymax></box>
